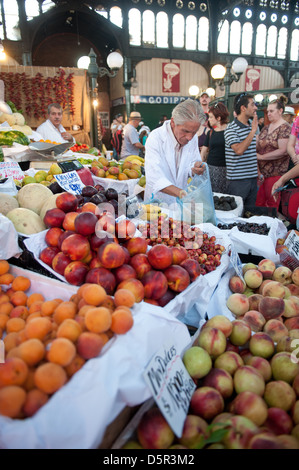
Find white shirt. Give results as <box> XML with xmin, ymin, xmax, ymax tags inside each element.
<box><xmin>36</xmin><ymin>119</ymin><xmax>75</xmax><ymax>144</ymax></box>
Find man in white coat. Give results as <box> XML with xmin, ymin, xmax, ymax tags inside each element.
<box><xmin>36</xmin><ymin>103</ymin><xmax>75</xmax><ymax>144</ymax></box>
<box><xmin>144</xmin><ymin>99</ymin><xmax>206</xmax><ymax>206</ymax></box>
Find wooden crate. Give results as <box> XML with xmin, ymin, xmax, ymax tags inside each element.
<box><xmin>98</xmin><ymin>405</ymin><xmax>141</xmax><ymax>449</ymax></box>
<box><xmin>29</xmin><ymin>161</ymin><xmax>56</xmax><ymax>170</ymax></box>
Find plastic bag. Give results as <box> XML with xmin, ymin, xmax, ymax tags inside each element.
<box><xmin>177</xmin><ymin>164</ymin><xmax>217</xmax><ymax>225</ymax></box>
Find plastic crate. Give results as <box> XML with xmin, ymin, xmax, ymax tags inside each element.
<box><xmin>279</xmin><ymin>249</ymin><xmax>299</xmax><ymax>270</ymax></box>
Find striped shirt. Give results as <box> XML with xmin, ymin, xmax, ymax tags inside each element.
<box><xmin>224</xmin><ymin>118</ymin><xmax>258</xmax><ymax>180</ymax></box>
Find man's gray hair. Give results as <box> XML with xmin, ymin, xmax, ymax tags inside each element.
<box><xmin>48</xmin><ymin>103</ymin><xmax>62</xmax><ymax>114</ymax></box>
<box><xmin>172</xmin><ymin>99</ymin><xmax>206</xmax><ymax>126</ymax></box>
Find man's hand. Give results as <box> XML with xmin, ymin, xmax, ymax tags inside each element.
<box><xmin>251</xmin><ymin>113</ymin><xmax>259</xmax><ymax>134</ymax></box>
<box><xmin>192</xmin><ymin>161</ymin><xmax>205</xmax><ymax>176</ymax></box>
<box><xmin>61</xmin><ymin>131</ymin><xmax>73</xmax><ymax>143</ymax></box>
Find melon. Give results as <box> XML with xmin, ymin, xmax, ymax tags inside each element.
<box><xmin>12</xmin><ymin>113</ymin><xmax>25</xmax><ymax>126</ymax></box>
<box><xmin>17</xmin><ymin>183</ymin><xmax>53</xmax><ymax>215</ymax></box>
<box><xmin>6</xmin><ymin>208</ymin><xmax>46</xmax><ymax>235</ymax></box>
<box><xmin>0</xmin><ymin>113</ymin><xmax>16</xmax><ymax>126</ymax></box>
<box><xmin>0</xmin><ymin>193</ymin><xmax>19</xmax><ymax>215</ymax></box>
<box><xmin>39</xmin><ymin>193</ymin><xmax>61</xmax><ymax>222</ymax></box>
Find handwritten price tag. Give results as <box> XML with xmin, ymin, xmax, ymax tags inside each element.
<box><xmin>0</xmin><ymin>161</ymin><xmax>24</xmax><ymax>180</ymax></box>
<box><xmin>143</xmin><ymin>342</ymin><xmax>196</xmax><ymax>438</ymax></box>
<box><xmin>285</xmin><ymin>230</ymin><xmax>299</xmax><ymax>261</ymax></box>
<box><xmin>55</xmin><ymin>171</ymin><xmax>85</xmax><ymax>195</ymax></box>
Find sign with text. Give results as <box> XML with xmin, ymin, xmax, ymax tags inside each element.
<box><xmin>285</xmin><ymin>230</ymin><xmax>299</xmax><ymax>260</ymax></box>
<box><xmin>162</xmin><ymin>62</ymin><xmax>180</xmax><ymax>93</ymax></box>
<box><xmin>55</xmin><ymin>171</ymin><xmax>85</xmax><ymax>195</ymax></box>
<box><xmin>245</xmin><ymin>68</ymin><xmax>261</xmax><ymax>92</ymax></box>
<box><xmin>0</xmin><ymin>161</ymin><xmax>24</xmax><ymax>180</ymax></box>
<box><xmin>143</xmin><ymin>342</ymin><xmax>196</xmax><ymax>438</ymax></box>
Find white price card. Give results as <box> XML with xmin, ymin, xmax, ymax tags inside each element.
<box><xmin>55</xmin><ymin>170</ymin><xmax>85</xmax><ymax>195</ymax></box>
<box><xmin>285</xmin><ymin>230</ymin><xmax>299</xmax><ymax>261</ymax></box>
<box><xmin>229</xmin><ymin>244</ymin><xmax>245</xmax><ymax>281</ymax></box>
<box><xmin>143</xmin><ymin>342</ymin><xmax>196</xmax><ymax>438</ymax></box>
<box><xmin>0</xmin><ymin>161</ymin><xmax>24</xmax><ymax>180</ymax></box>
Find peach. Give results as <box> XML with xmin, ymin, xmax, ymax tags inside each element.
<box><xmin>76</xmin><ymin>331</ymin><xmax>105</xmax><ymax>359</ymax></box>
<box><xmin>112</xmin><ymin>264</ymin><xmax>137</xmax><ymax>284</ymax></box>
<box><xmin>137</xmin><ymin>407</ymin><xmax>175</xmax><ymax>449</ymax></box>
<box><xmin>244</xmin><ymin>269</ymin><xmax>263</xmax><ymax>289</ymax></box>
<box><xmin>0</xmin><ymin>385</ymin><xmax>27</xmax><ymax>418</ymax></box>
<box><xmin>141</xmin><ymin>270</ymin><xmax>168</xmax><ymax>301</ymax></box>
<box><xmin>246</xmin><ymin>356</ymin><xmax>272</xmax><ymax>382</ymax></box>
<box><xmin>85</xmin><ymin>267</ymin><xmax>116</xmax><ymax>296</ymax></box>
<box><xmin>234</xmin><ymin>365</ymin><xmax>265</xmax><ymax>396</ymax></box>
<box><xmin>190</xmin><ymin>386</ymin><xmax>224</xmax><ymax>421</ymax></box>
<box><xmin>229</xmin><ymin>319</ymin><xmax>252</xmax><ymax>346</ymax></box>
<box><xmin>276</xmin><ymin>335</ymin><xmax>297</xmax><ymax>353</ymax></box>
<box><xmin>229</xmin><ymin>391</ymin><xmax>268</xmax><ymax>426</ymax></box>
<box><xmin>178</xmin><ymin>414</ymin><xmax>209</xmax><ymax>449</ymax></box>
<box><xmin>248</xmin><ymin>294</ymin><xmax>263</xmax><ymax>311</ymax></box>
<box><xmin>197</xmin><ymin>326</ymin><xmax>227</xmax><ymax>359</ymax></box>
<box><xmin>147</xmin><ymin>244</ymin><xmax>173</xmax><ymax>270</ymax></box>
<box><xmin>45</xmin><ymin>227</ymin><xmax>64</xmax><ymax>248</ymax></box>
<box><xmin>182</xmin><ymin>346</ymin><xmax>212</xmax><ymax>379</ymax></box>
<box><xmin>221</xmin><ymin>415</ymin><xmax>259</xmax><ymax>449</ymax></box>
<box><xmin>249</xmin><ymin>332</ymin><xmax>275</xmax><ymax>359</ymax></box>
<box><xmin>214</xmin><ymin>351</ymin><xmax>244</xmax><ymax>376</ymax></box>
<box><xmin>65</xmin><ymin>354</ymin><xmax>86</xmax><ymax>378</ymax></box>
<box><xmin>44</xmin><ymin>208</ymin><xmax>66</xmax><ymax>228</ymax></box>
<box><xmin>117</xmin><ymin>278</ymin><xmax>145</xmax><ymax>303</ymax></box>
<box><xmin>18</xmin><ymin>338</ymin><xmax>45</xmax><ymax>367</ymax></box>
<box><xmin>226</xmin><ymin>293</ymin><xmax>250</xmax><ymax>317</ymax></box>
<box><xmin>293</xmin><ymin>374</ymin><xmax>299</xmax><ymax>397</ymax></box>
<box><xmin>277</xmin><ymin>435</ymin><xmax>299</xmax><ymax>449</ymax></box>
<box><xmin>257</xmin><ymin>279</ymin><xmax>272</xmax><ymax>295</ymax></box>
<box><xmin>257</xmin><ymin>258</ymin><xmax>276</xmax><ymax>279</ymax></box>
<box><xmin>124</xmin><ymin>237</ymin><xmax>148</xmax><ymax>256</ymax></box>
<box><xmin>24</xmin><ymin>316</ymin><xmax>52</xmax><ymax>341</ymax></box>
<box><xmin>263</xmin><ymin>318</ymin><xmax>289</xmax><ymax>342</ymax></box>
<box><xmin>34</xmin><ymin>362</ymin><xmax>67</xmax><ymax>394</ymax></box>
<box><xmin>52</xmin><ymin>251</ymin><xmax>71</xmax><ymax>276</ymax></box>
<box><xmin>163</xmin><ymin>265</ymin><xmax>190</xmax><ymax>293</ymax></box>
<box><xmin>292</xmin><ymin>400</ymin><xmax>299</xmax><ymax>424</ymax></box>
<box><xmin>171</xmin><ymin>246</ymin><xmax>188</xmax><ymax>265</ymax></box>
<box><xmin>115</xmin><ymin>219</ymin><xmax>136</xmax><ymax>241</ymax></box>
<box><xmin>261</xmin><ymin>280</ymin><xmax>286</xmax><ymax>298</ymax></box>
<box><xmin>264</xmin><ymin>380</ymin><xmax>296</xmax><ymax>411</ymax></box>
<box><xmin>248</xmin><ymin>433</ymin><xmax>282</xmax><ymax>449</ymax></box>
<box><xmin>283</xmin><ymin>296</ymin><xmax>299</xmax><ymax>317</ymax></box>
<box><xmin>242</xmin><ymin>263</ymin><xmax>257</xmax><ymax>275</ymax></box>
<box><xmin>62</xmin><ymin>211</ymin><xmax>79</xmax><ymax>231</ymax></box>
<box><xmin>291</xmin><ymin>267</ymin><xmax>299</xmax><ymax>286</ymax></box>
<box><xmin>264</xmin><ymin>407</ymin><xmax>293</xmax><ymax>435</ymax></box>
<box><xmin>288</xmin><ymin>283</ymin><xmax>299</xmax><ymax>296</ymax></box>
<box><xmin>0</xmin><ymin>356</ymin><xmax>28</xmax><ymax>387</ymax></box>
<box><xmin>63</xmin><ymin>261</ymin><xmax>89</xmax><ymax>286</ymax></box>
<box><xmin>23</xmin><ymin>388</ymin><xmax>49</xmax><ymax>417</ymax></box>
<box><xmin>97</xmin><ymin>241</ymin><xmax>126</xmax><ymax>269</ymax></box>
<box><xmin>203</xmin><ymin>315</ymin><xmax>233</xmax><ymax>338</ymax></box>
<box><xmin>271</xmin><ymin>351</ymin><xmax>299</xmax><ymax>383</ymax></box>
<box><xmin>47</xmin><ymin>337</ymin><xmax>76</xmax><ymax>366</ymax></box>
<box><xmin>129</xmin><ymin>254</ymin><xmax>151</xmax><ymax>280</ymax></box>
<box><xmin>61</xmin><ymin>234</ymin><xmax>91</xmax><ymax>262</ymax></box>
<box><xmin>74</xmin><ymin>211</ymin><xmax>98</xmax><ymax>237</ymax></box>
<box><xmin>272</xmin><ymin>266</ymin><xmax>292</xmax><ymax>285</ymax></box>
<box><xmin>229</xmin><ymin>275</ymin><xmax>246</xmax><ymax>294</ymax></box>
<box><xmin>202</xmin><ymin>367</ymin><xmax>234</xmax><ymax>399</ymax></box>
<box><xmin>56</xmin><ymin>192</ymin><xmax>78</xmax><ymax>212</ymax></box>
<box><xmin>292</xmin><ymin>424</ymin><xmax>299</xmax><ymax>441</ymax></box>
<box><xmin>243</xmin><ymin>310</ymin><xmax>266</xmax><ymax>332</ymax></box>
<box><xmin>259</xmin><ymin>296</ymin><xmax>285</xmax><ymax>321</ymax></box>
<box><xmin>158</xmin><ymin>289</ymin><xmax>176</xmax><ymax>307</ymax></box>
<box><xmin>285</xmin><ymin>317</ymin><xmax>299</xmax><ymax>330</ymax></box>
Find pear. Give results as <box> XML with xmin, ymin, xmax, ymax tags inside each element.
<box><xmin>34</xmin><ymin>170</ymin><xmax>48</xmax><ymax>183</ymax></box>
<box><xmin>22</xmin><ymin>176</ymin><xmax>36</xmax><ymax>186</ymax></box>
<box><xmin>49</xmin><ymin>163</ymin><xmax>62</xmax><ymax>175</ymax></box>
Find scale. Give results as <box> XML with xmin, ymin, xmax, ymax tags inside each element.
<box><xmin>28</xmin><ymin>142</ymin><xmax>73</xmax><ymax>161</ymax></box>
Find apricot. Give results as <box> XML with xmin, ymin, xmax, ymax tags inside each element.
<box><xmin>3</xmin><ymin>331</ymin><xmax>18</xmax><ymax>352</ymax></box>
<box><xmin>6</xmin><ymin>317</ymin><xmax>26</xmax><ymax>333</ymax></box>
<box><xmin>0</xmin><ymin>259</ymin><xmax>10</xmax><ymax>275</ymax></box>
<box><xmin>0</xmin><ymin>313</ymin><xmax>9</xmax><ymax>329</ymax></box>
<box><xmin>65</xmin><ymin>354</ymin><xmax>86</xmax><ymax>378</ymax></box>
<box><xmin>15</xmin><ymin>328</ymin><xmax>28</xmax><ymax>345</ymax></box>
<box><xmin>24</xmin><ymin>317</ymin><xmax>52</xmax><ymax>341</ymax></box>
<box><xmin>84</xmin><ymin>307</ymin><xmax>112</xmax><ymax>333</ymax></box>
<box><xmin>56</xmin><ymin>318</ymin><xmax>82</xmax><ymax>342</ymax></box>
<box><xmin>11</xmin><ymin>276</ymin><xmax>31</xmax><ymax>292</ymax></box>
<box><xmin>40</xmin><ymin>299</ymin><xmax>61</xmax><ymax>317</ymax></box>
<box><xmin>34</xmin><ymin>362</ymin><xmax>67</xmax><ymax>394</ymax></box>
<box><xmin>0</xmin><ymin>356</ymin><xmax>28</xmax><ymax>387</ymax></box>
<box><xmin>0</xmin><ymin>293</ymin><xmax>10</xmax><ymax>304</ymax></box>
<box><xmin>27</xmin><ymin>292</ymin><xmax>45</xmax><ymax>308</ymax></box>
<box><xmin>26</xmin><ymin>312</ymin><xmax>42</xmax><ymax>322</ymax></box>
<box><xmin>0</xmin><ymin>301</ymin><xmax>13</xmax><ymax>316</ymax></box>
<box><xmin>47</xmin><ymin>337</ymin><xmax>76</xmax><ymax>366</ymax></box>
<box><xmin>53</xmin><ymin>301</ymin><xmax>77</xmax><ymax>325</ymax></box>
<box><xmin>18</xmin><ymin>338</ymin><xmax>45</xmax><ymax>366</ymax></box>
<box><xmin>10</xmin><ymin>305</ymin><xmax>29</xmax><ymax>320</ymax></box>
<box><xmin>23</xmin><ymin>367</ymin><xmax>36</xmax><ymax>392</ymax></box>
<box><xmin>110</xmin><ymin>309</ymin><xmax>134</xmax><ymax>335</ymax></box>
<box><xmin>114</xmin><ymin>289</ymin><xmax>135</xmax><ymax>308</ymax></box>
<box><xmin>78</xmin><ymin>304</ymin><xmax>94</xmax><ymax>317</ymax></box>
<box><xmin>23</xmin><ymin>388</ymin><xmax>49</xmax><ymax>417</ymax></box>
<box><xmin>0</xmin><ymin>273</ymin><xmax>15</xmax><ymax>285</ymax></box>
<box><xmin>0</xmin><ymin>385</ymin><xmax>27</xmax><ymax>418</ymax></box>
<box><xmin>81</xmin><ymin>283</ymin><xmax>107</xmax><ymax>306</ymax></box>
<box><xmin>101</xmin><ymin>295</ymin><xmax>116</xmax><ymax>313</ymax></box>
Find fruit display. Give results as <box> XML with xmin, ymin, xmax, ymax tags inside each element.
<box><xmin>90</xmin><ymin>157</ymin><xmax>143</xmax><ymax>181</ymax></box>
<box><xmin>0</xmin><ymin>260</ymin><xmax>136</xmax><ymax>419</ymax></box>
<box><xmin>214</xmin><ymin>195</ymin><xmax>237</xmax><ymax>211</ymax></box>
<box><xmin>217</xmin><ymin>221</ymin><xmax>270</xmax><ymax>235</ymax></box>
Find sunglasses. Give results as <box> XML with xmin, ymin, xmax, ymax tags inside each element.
<box><xmin>235</xmin><ymin>92</ymin><xmax>248</xmax><ymax>105</ymax></box>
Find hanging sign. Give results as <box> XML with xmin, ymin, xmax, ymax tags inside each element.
<box><xmin>245</xmin><ymin>68</ymin><xmax>261</xmax><ymax>92</ymax></box>
<box><xmin>143</xmin><ymin>341</ymin><xmax>196</xmax><ymax>438</ymax></box>
<box><xmin>55</xmin><ymin>170</ymin><xmax>85</xmax><ymax>195</ymax></box>
<box><xmin>162</xmin><ymin>63</ymin><xmax>180</xmax><ymax>93</ymax></box>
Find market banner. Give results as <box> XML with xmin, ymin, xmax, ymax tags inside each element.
<box><xmin>245</xmin><ymin>68</ymin><xmax>261</xmax><ymax>92</ymax></box>
<box><xmin>162</xmin><ymin>62</ymin><xmax>180</xmax><ymax>93</ymax></box>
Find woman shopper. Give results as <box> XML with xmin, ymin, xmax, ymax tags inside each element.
<box><xmin>200</xmin><ymin>102</ymin><xmax>229</xmax><ymax>193</ymax></box>
<box><xmin>255</xmin><ymin>97</ymin><xmax>291</xmax><ymax>209</ymax></box>
<box><xmin>286</xmin><ymin>114</ymin><xmax>299</xmax><ymax>170</ymax></box>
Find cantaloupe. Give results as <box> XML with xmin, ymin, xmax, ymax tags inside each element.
<box><xmin>17</xmin><ymin>183</ymin><xmax>53</xmax><ymax>215</ymax></box>
<box><xmin>6</xmin><ymin>208</ymin><xmax>46</xmax><ymax>235</ymax></box>
<box><xmin>0</xmin><ymin>113</ymin><xmax>16</xmax><ymax>126</ymax></box>
<box><xmin>12</xmin><ymin>113</ymin><xmax>25</xmax><ymax>126</ymax></box>
<box><xmin>39</xmin><ymin>193</ymin><xmax>61</xmax><ymax>222</ymax></box>
<box><xmin>0</xmin><ymin>193</ymin><xmax>19</xmax><ymax>215</ymax></box>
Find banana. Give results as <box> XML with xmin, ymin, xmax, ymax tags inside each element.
<box><xmin>142</xmin><ymin>204</ymin><xmax>161</xmax><ymax>213</ymax></box>
<box><xmin>125</xmin><ymin>155</ymin><xmax>145</xmax><ymax>163</ymax></box>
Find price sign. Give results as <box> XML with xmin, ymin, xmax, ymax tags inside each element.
<box><xmin>143</xmin><ymin>342</ymin><xmax>196</xmax><ymax>438</ymax></box>
<box><xmin>285</xmin><ymin>230</ymin><xmax>299</xmax><ymax>261</ymax></box>
<box><xmin>229</xmin><ymin>244</ymin><xmax>245</xmax><ymax>281</ymax></box>
<box><xmin>0</xmin><ymin>161</ymin><xmax>24</xmax><ymax>180</ymax></box>
<box><xmin>55</xmin><ymin>171</ymin><xmax>85</xmax><ymax>195</ymax></box>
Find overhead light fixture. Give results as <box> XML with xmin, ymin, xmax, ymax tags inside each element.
<box><xmin>189</xmin><ymin>85</ymin><xmax>200</xmax><ymax>97</ymax></box>
<box><xmin>255</xmin><ymin>93</ymin><xmax>264</xmax><ymax>103</ymax></box>
<box><xmin>211</xmin><ymin>57</ymin><xmax>248</xmax><ymax>107</ymax></box>
<box><xmin>269</xmin><ymin>94</ymin><xmax>278</xmax><ymax>102</ymax></box>
<box><xmin>206</xmin><ymin>87</ymin><xmax>216</xmax><ymax>97</ymax></box>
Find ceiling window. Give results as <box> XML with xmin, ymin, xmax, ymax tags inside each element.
<box><xmin>129</xmin><ymin>8</ymin><xmax>141</xmax><ymax>46</ymax></box>
<box><xmin>41</xmin><ymin>0</ymin><xmax>55</xmax><ymax>13</ymax></box>
<box><xmin>277</xmin><ymin>27</ymin><xmax>287</xmax><ymax>59</ymax></box>
<box><xmin>156</xmin><ymin>11</ymin><xmax>168</xmax><ymax>48</ymax></box>
<box><xmin>267</xmin><ymin>25</ymin><xmax>277</xmax><ymax>56</ymax></box>
<box><xmin>143</xmin><ymin>10</ymin><xmax>155</xmax><ymax>45</ymax></box>
<box><xmin>256</xmin><ymin>23</ymin><xmax>267</xmax><ymax>55</ymax></box>
<box><xmin>217</xmin><ymin>19</ymin><xmax>229</xmax><ymax>53</ymax></box>
<box><xmin>3</xmin><ymin>0</ymin><xmax>21</xmax><ymax>40</ymax></box>
<box><xmin>173</xmin><ymin>13</ymin><xmax>185</xmax><ymax>48</ymax></box>
<box><xmin>95</xmin><ymin>8</ymin><xmax>108</xmax><ymax>19</ymax></box>
<box><xmin>290</xmin><ymin>29</ymin><xmax>299</xmax><ymax>61</ymax></box>
<box><xmin>110</xmin><ymin>6</ymin><xmax>122</xmax><ymax>28</ymax></box>
<box><xmin>230</xmin><ymin>20</ymin><xmax>241</xmax><ymax>54</ymax></box>
<box><xmin>242</xmin><ymin>22</ymin><xmax>253</xmax><ymax>55</ymax></box>
<box><xmin>186</xmin><ymin>15</ymin><xmax>197</xmax><ymax>50</ymax></box>
<box><xmin>198</xmin><ymin>16</ymin><xmax>209</xmax><ymax>51</ymax></box>
<box><xmin>25</xmin><ymin>0</ymin><xmax>40</xmax><ymax>19</ymax></box>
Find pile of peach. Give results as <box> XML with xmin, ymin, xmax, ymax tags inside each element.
<box><xmin>122</xmin><ymin>314</ymin><xmax>299</xmax><ymax>450</ymax></box>
<box><xmin>0</xmin><ymin>260</ymin><xmax>135</xmax><ymax>419</ymax></box>
<box><xmin>226</xmin><ymin>259</ymin><xmax>299</xmax><ymax>341</ymax></box>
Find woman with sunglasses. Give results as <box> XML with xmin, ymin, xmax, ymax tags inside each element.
<box><xmin>200</xmin><ymin>102</ymin><xmax>229</xmax><ymax>193</ymax></box>
<box><xmin>256</xmin><ymin>97</ymin><xmax>291</xmax><ymax>209</ymax></box>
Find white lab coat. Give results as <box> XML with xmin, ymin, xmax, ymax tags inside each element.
<box><xmin>144</xmin><ymin>120</ymin><xmax>201</xmax><ymax>206</ymax></box>
<box><xmin>36</xmin><ymin>120</ymin><xmax>75</xmax><ymax>144</ymax></box>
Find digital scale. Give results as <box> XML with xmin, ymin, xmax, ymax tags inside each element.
<box><xmin>57</xmin><ymin>159</ymin><xmax>84</xmax><ymax>173</ymax></box>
